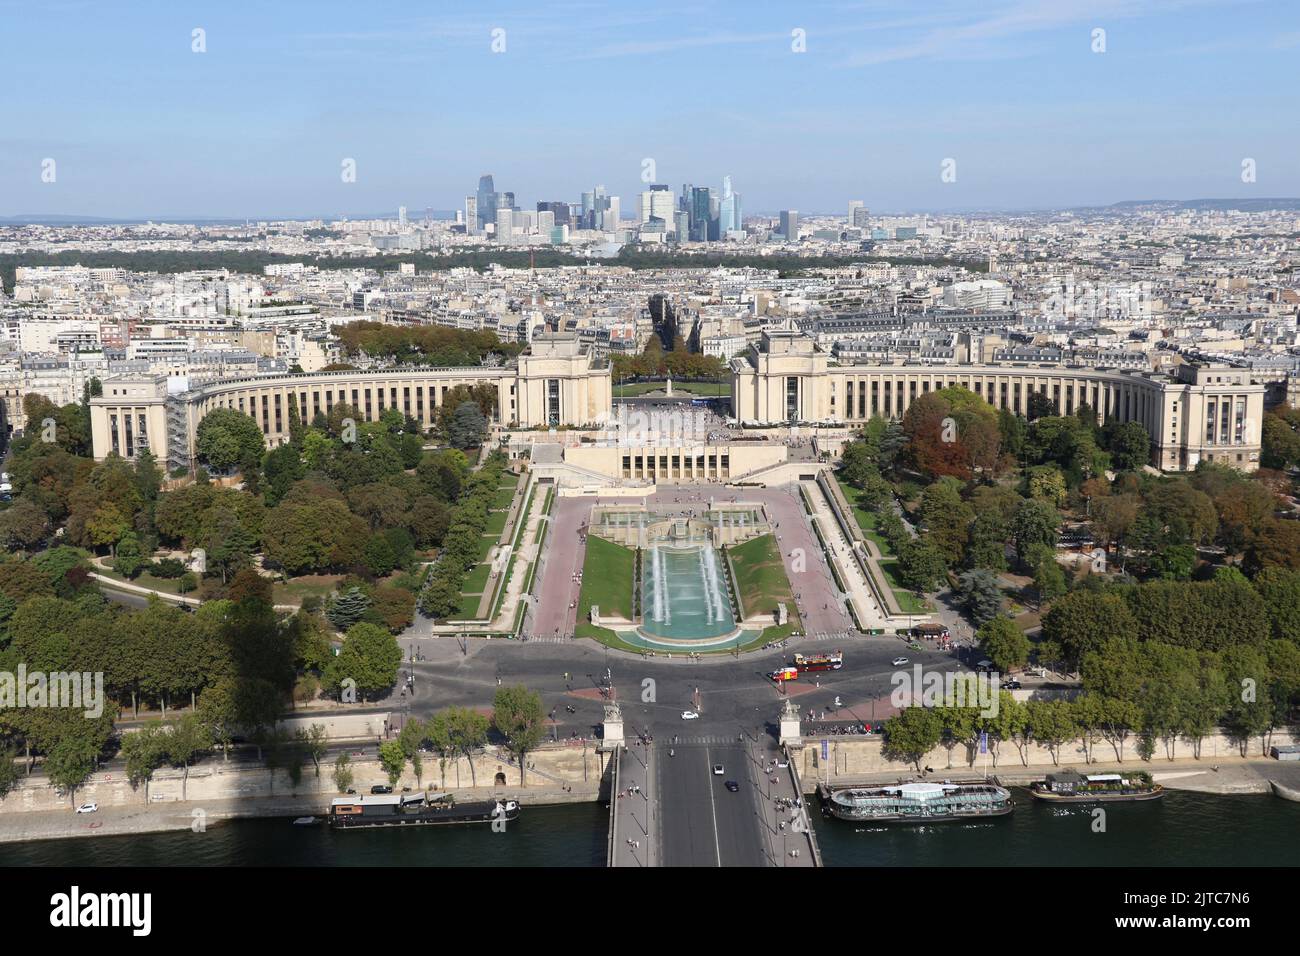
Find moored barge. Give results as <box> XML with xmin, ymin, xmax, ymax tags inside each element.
<box><xmin>1028</xmin><ymin>769</ymin><xmax>1164</xmax><ymax>803</ymax></box>
<box><xmin>822</xmin><ymin>781</ymin><xmax>1013</xmax><ymax>824</ymax></box>
<box><xmin>329</xmin><ymin>793</ymin><xmax>521</xmax><ymax>829</ymax></box>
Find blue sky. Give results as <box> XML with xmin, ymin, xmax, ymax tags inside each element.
<box><xmin>2</xmin><ymin>0</ymin><xmax>1297</xmax><ymax>218</ymax></box>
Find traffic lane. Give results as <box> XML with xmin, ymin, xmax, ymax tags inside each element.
<box><xmin>709</xmin><ymin>743</ymin><xmax>767</xmax><ymax>867</ymax></box>
<box><xmin>657</xmin><ymin>743</ymin><xmax>722</xmax><ymax>867</ymax></box>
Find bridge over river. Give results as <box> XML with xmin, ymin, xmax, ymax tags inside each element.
<box><xmin>606</xmin><ymin>704</ymin><xmax>819</xmax><ymax>867</ymax></box>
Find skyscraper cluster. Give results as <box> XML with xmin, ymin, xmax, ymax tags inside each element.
<box><xmin>461</xmin><ymin>172</ymin><xmax>762</xmax><ymax>243</ymax></box>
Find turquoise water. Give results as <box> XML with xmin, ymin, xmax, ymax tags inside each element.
<box><xmin>641</xmin><ymin>544</ymin><xmax>736</xmax><ymax>640</ymax></box>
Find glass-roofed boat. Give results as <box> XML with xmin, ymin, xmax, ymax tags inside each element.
<box><xmin>824</xmin><ymin>782</ymin><xmax>1014</xmax><ymax>824</ymax></box>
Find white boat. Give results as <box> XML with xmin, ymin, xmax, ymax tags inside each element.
<box><xmin>292</xmin><ymin>816</ymin><xmax>319</xmax><ymax>826</ymax></box>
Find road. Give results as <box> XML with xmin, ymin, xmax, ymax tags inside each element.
<box><xmin>657</xmin><ymin>738</ymin><xmax>765</xmax><ymax>866</ymax></box>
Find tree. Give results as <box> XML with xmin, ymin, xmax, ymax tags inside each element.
<box><xmin>195</xmin><ymin>408</ymin><xmax>265</xmax><ymax>474</ymax></box>
<box><xmin>1027</xmin><ymin>391</ymin><xmax>1057</xmax><ymax>421</ymax></box>
<box><xmin>896</xmin><ymin>540</ymin><xmax>948</xmax><ymax>593</ymax></box>
<box><xmin>397</xmin><ymin>718</ymin><xmax>425</xmax><ymax>786</ymax></box>
<box><xmin>370</xmin><ymin>585</ymin><xmax>416</xmax><ymax>633</ymax></box>
<box><xmin>165</xmin><ymin>713</ymin><xmax>213</xmax><ymax>801</ymax></box>
<box><xmin>492</xmin><ymin>685</ymin><xmax>545</xmax><ymax>785</ymax></box>
<box><xmin>0</xmin><ymin>498</ymin><xmax>50</xmax><ymax>553</ymax></box>
<box><xmin>448</xmin><ymin>401</ymin><xmax>488</xmax><ymax>450</ymax></box>
<box><xmin>0</xmin><ymin>747</ymin><xmax>20</xmax><ymax>800</ymax></box>
<box><xmin>363</xmin><ymin>534</ymin><xmax>398</xmax><ymax>578</ymax></box>
<box><xmin>1042</xmin><ymin>591</ymin><xmax>1137</xmax><ymax>671</ymax></box>
<box><xmin>120</xmin><ymin>722</ymin><xmax>168</xmax><ymax>802</ymax></box>
<box><xmin>1025</xmin><ymin>699</ymin><xmax>1076</xmax><ymax>766</ymax></box>
<box><xmin>1244</xmin><ymin>520</ymin><xmax>1300</xmax><ymax>578</ymax></box>
<box><xmin>326</xmin><ymin>587</ymin><xmax>372</xmax><ymax>630</ymax></box>
<box><xmin>113</xmin><ymin>531</ymin><xmax>147</xmax><ymax>578</ymax></box>
<box><xmin>376</xmin><ymin>739</ymin><xmax>405</xmax><ymax>787</ymax></box>
<box><xmin>1105</xmin><ymin>421</ymin><xmax>1151</xmax><ymax>471</ymax></box>
<box><xmin>882</xmin><ymin>706</ymin><xmax>942</xmax><ymax>771</ymax></box>
<box><xmin>918</xmin><ymin>478</ymin><xmax>973</xmax><ymax>565</ymax></box>
<box><xmin>263</xmin><ymin>443</ymin><xmax>305</xmax><ymax>506</ymax></box>
<box><xmin>1027</xmin><ymin>466</ymin><xmax>1067</xmax><ymax>507</ymax></box>
<box><xmin>262</xmin><ymin>497</ymin><xmax>368</xmax><ymax>575</ymax></box>
<box><xmin>1010</xmin><ymin>498</ymin><xmax>1059</xmax><ymax>568</ymax></box>
<box><xmin>445</xmin><ymin>707</ymin><xmax>489</xmax><ymax>787</ymax></box>
<box><xmin>1033</xmin><ymin>556</ymin><xmax>1067</xmax><ymax>606</ymax></box>
<box><xmin>1261</xmin><ymin>409</ymin><xmax>1300</xmax><ymax>470</ymax></box>
<box><xmin>839</xmin><ymin>441</ymin><xmax>877</xmax><ymax>489</ymax></box>
<box><xmin>1254</xmin><ymin>567</ymin><xmax>1300</xmax><ymax>645</ymax></box>
<box><xmin>328</xmin><ymin>622</ymin><xmax>401</xmax><ymax>701</ymax></box>
<box><xmin>955</xmin><ymin>569</ymin><xmax>1004</xmax><ymax>626</ymax></box>
<box><xmin>333</xmin><ymin>753</ymin><xmax>355</xmax><ymax>793</ymax></box>
<box><xmin>978</xmin><ymin>617</ymin><xmax>1030</xmax><ymax>673</ymax></box>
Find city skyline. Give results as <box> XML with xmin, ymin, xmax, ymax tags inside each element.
<box><xmin>3</xmin><ymin>0</ymin><xmax>1299</xmax><ymax>219</ymax></box>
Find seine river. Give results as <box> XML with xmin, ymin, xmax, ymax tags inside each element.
<box><xmin>4</xmin><ymin>791</ymin><xmax>1295</xmax><ymax>866</ymax></box>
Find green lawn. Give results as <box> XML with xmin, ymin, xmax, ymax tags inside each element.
<box><xmin>834</xmin><ymin>473</ymin><xmax>895</xmax><ymax>556</ymax></box>
<box><xmin>461</xmin><ymin>563</ymin><xmax>492</xmax><ymax>595</ymax></box>
<box><xmin>877</xmin><ymin>559</ymin><xmax>928</xmax><ymax>613</ymax></box>
<box><xmin>576</xmin><ymin>536</ymin><xmax>635</xmax><ymax>620</ymax></box>
<box><xmin>474</xmin><ymin>534</ymin><xmax>496</xmax><ymax>563</ymax></box>
<box><xmin>728</xmin><ymin>533</ymin><xmax>795</xmax><ymax>618</ymax></box>
<box><xmin>448</xmin><ymin>591</ymin><xmax>485</xmax><ymax>621</ymax></box>
<box><xmin>485</xmin><ymin>509</ymin><xmax>509</xmax><ymax>536</ymax></box>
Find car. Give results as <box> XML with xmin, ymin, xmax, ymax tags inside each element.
<box><xmin>724</xmin><ymin>780</ymin><xmax>740</xmax><ymax>792</ymax></box>
<box><xmin>776</xmin><ymin>760</ymin><xmax>790</xmax><ymax>769</ymax></box>
<box><xmin>891</xmin><ymin>657</ymin><xmax>909</xmax><ymax>667</ymax></box>
<box><xmin>681</xmin><ymin>710</ymin><xmax>699</xmax><ymax>720</ymax></box>
<box><xmin>75</xmin><ymin>803</ymin><xmax>98</xmax><ymax>814</ymax></box>
<box><xmin>712</xmin><ymin>764</ymin><xmax>724</xmax><ymax>775</ymax></box>
<box><xmin>370</xmin><ymin>785</ymin><xmax>393</xmax><ymax>794</ymax></box>
<box><xmin>1001</xmin><ymin>679</ymin><xmax>1022</xmax><ymax>690</ymax></box>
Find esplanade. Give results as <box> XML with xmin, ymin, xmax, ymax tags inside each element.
<box><xmin>732</xmin><ymin>330</ymin><xmax>1264</xmax><ymax>472</ymax></box>
<box><xmin>89</xmin><ymin>333</ymin><xmax>612</xmax><ymax>471</ymax></box>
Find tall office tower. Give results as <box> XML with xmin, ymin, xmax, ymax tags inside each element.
<box><xmin>603</xmin><ymin>196</ymin><xmax>620</xmax><ymax>231</ymax></box>
<box><xmin>537</xmin><ymin>201</ymin><xmax>569</xmax><ymax>225</ymax></box>
<box><xmin>674</xmin><ymin>210</ymin><xmax>690</xmax><ymax>242</ymax></box>
<box><xmin>690</xmin><ymin>186</ymin><xmax>713</xmax><ymax>241</ymax></box>
<box><xmin>500</xmin><ymin>191</ymin><xmax>516</xmax><ymax>212</ymax></box>
<box><xmin>719</xmin><ymin>176</ymin><xmax>742</xmax><ymax>235</ymax></box>
<box><xmin>464</xmin><ymin>196</ymin><xmax>478</xmax><ymax>234</ymax></box>
<box><xmin>476</xmin><ymin>174</ymin><xmax>496</xmax><ymax>228</ymax></box>
<box><xmin>537</xmin><ymin>210</ymin><xmax>555</xmax><ymax>232</ymax></box>
<box><xmin>581</xmin><ymin>190</ymin><xmax>595</xmax><ymax>228</ymax></box>
<box><xmin>779</xmin><ymin>210</ymin><xmax>799</xmax><ymax>241</ymax></box>
<box><xmin>847</xmin><ymin>200</ymin><xmax>863</xmax><ymax>225</ymax></box>
<box><xmin>639</xmin><ymin>184</ymin><xmax>674</xmax><ymax>227</ymax></box>
<box><xmin>398</xmin><ymin>206</ymin><xmax>407</xmax><ymax>228</ymax></box>
<box><xmin>708</xmin><ymin>194</ymin><xmax>721</xmax><ymax>240</ymax></box>
<box><xmin>852</xmin><ymin>205</ymin><xmax>871</xmax><ymax>228</ymax></box>
<box><xmin>495</xmin><ymin>207</ymin><xmax>513</xmax><ymax>241</ymax></box>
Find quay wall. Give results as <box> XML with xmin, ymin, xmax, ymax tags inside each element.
<box><xmin>793</xmin><ymin>729</ymin><xmax>1283</xmax><ymax>792</ymax></box>
<box><xmin>0</xmin><ymin>740</ymin><xmax>613</xmax><ymax>817</ymax></box>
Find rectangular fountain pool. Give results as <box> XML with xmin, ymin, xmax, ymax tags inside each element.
<box><xmin>641</xmin><ymin>543</ymin><xmax>737</xmax><ymax>640</ymax></box>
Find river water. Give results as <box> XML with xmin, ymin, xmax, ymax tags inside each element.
<box><xmin>4</xmin><ymin>790</ymin><xmax>1294</xmax><ymax>866</ymax></box>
